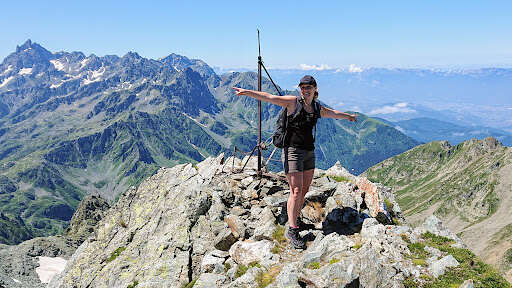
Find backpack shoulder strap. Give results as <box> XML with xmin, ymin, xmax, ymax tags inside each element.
<box><xmin>313</xmin><ymin>100</ymin><xmax>321</xmax><ymax>119</ymax></box>
<box><xmin>290</xmin><ymin>96</ymin><xmax>303</xmax><ymax>120</ymax></box>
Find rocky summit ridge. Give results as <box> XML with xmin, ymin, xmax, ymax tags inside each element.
<box><xmin>33</xmin><ymin>154</ymin><xmax>508</xmax><ymax>287</ymax></box>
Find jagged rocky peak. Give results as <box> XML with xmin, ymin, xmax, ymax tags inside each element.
<box><xmin>45</xmin><ymin>153</ymin><xmax>499</xmax><ymax>288</ymax></box>
<box><xmin>66</xmin><ymin>194</ymin><xmax>110</xmax><ymax>246</ymax></box>
<box><xmin>159</xmin><ymin>53</ymin><xmax>217</xmax><ymax>80</ymax></box>
<box><xmin>2</xmin><ymin>39</ymin><xmax>53</xmax><ymax>69</ymax></box>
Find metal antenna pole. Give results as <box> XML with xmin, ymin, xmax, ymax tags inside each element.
<box><xmin>257</xmin><ymin>29</ymin><xmax>262</xmax><ymax>175</ymax></box>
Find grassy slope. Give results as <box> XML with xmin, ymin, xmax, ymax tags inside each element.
<box><xmin>364</xmin><ymin>137</ymin><xmax>512</xmax><ymax>281</ymax></box>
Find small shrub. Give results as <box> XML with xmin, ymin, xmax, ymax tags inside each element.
<box><xmin>235</xmin><ymin>261</ymin><xmax>261</xmax><ymax>278</ymax></box>
<box><xmin>505</xmin><ymin>248</ymin><xmax>512</xmax><ymax>265</ymax></box>
<box><xmin>127</xmin><ymin>280</ymin><xmax>138</xmax><ymax>288</ymax></box>
<box><xmin>271</xmin><ymin>244</ymin><xmax>284</xmax><ymax>255</ymax></box>
<box><xmin>422</xmin><ymin>231</ymin><xmax>455</xmax><ymax>246</ymax></box>
<box><xmin>384</xmin><ymin>198</ymin><xmax>394</xmax><ymax>211</ymax></box>
<box><xmin>119</xmin><ymin>218</ymin><xmax>127</xmax><ymax>228</ymax></box>
<box><xmin>224</xmin><ymin>262</ymin><xmax>231</xmax><ymax>272</ymax></box>
<box><xmin>107</xmin><ymin>247</ymin><xmax>126</xmax><ymax>263</ymax></box>
<box><xmin>272</xmin><ymin>225</ymin><xmax>286</xmax><ymax>244</ymax></box>
<box><xmin>407</xmin><ymin>242</ymin><xmax>429</xmax><ymax>259</ymax></box>
<box><xmin>330</xmin><ymin>175</ymin><xmax>350</xmax><ymax>182</ymax></box>
<box><xmin>403</xmin><ymin>277</ymin><xmax>418</xmax><ymax>288</ymax></box>
<box><xmin>353</xmin><ymin>242</ymin><xmax>362</xmax><ymax>250</ymax></box>
<box><xmin>235</xmin><ymin>264</ymin><xmax>248</xmax><ymax>278</ymax></box>
<box><xmin>183</xmin><ymin>279</ymin><xmax>196</xmax><ymax>288</ymax></box>
<box><xmin>249</xmin><ymin>261</ymin><xmax>261</xmax><ymax>268</ymax></box>
<box><xmin>329</xmin><ymin>258</ymin><xmax>340</xmax><ymax>265</ymax></box>
<box><xmin>412</xmin><ymin>258</ymin><xmax>427</xmax><ymax>266</ymax></box>
<box><xmin>255</xmin><ymin>266</ymin><xmax>281</xmax><ymax>288</ymax></box>
<box><xmin>307</xmin><ymin>262</ymin><xmax>321</xmax><ymax>269</ymax></box>
<box><xmin>400</xmin><ymin>233</ymin><xmax>411</xmax><ymax>243</ymax></box>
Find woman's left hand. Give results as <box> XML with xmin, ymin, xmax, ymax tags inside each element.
<box><xmin>232</xmin><ymin>87</ymin><xmax>249</xmax><ymax>96</ymax></box>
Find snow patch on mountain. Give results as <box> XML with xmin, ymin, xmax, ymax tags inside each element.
<box><xmin>82</xmin><ymin>67</ymin><xmax>105</xmax><ymax>85</ymax></box>
<box><xmin>0</xmin><ymin>76</ymin><xmax>14</xmax><ymax>88</ymax></box>
<box><xmin>1</xmin><ymin>65</ymin><xmax>14</xmax><ymax>76</ymax></box>
<box><xmin>79</xmin><ymin>58</ymin><xmax>91</xmax><ymax>69</ymax></box>
<box><xmin>18</xmin><ymin>67</ymin><xmax>33</xmax><ymax>75</ymax></box>
<box><xmin>50</xmin><ymin>59</ymin><xmax>66</xmax><ymax>71</ymax></box>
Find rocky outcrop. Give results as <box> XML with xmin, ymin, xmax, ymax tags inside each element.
<box><xmin>0</xmin><ymin>194</ymin><xmax>109</xmax><ymax>288</ymax></box>
<box><xmin>45</xmin><ymin>154</ymin><xmax>504</xmax><ymax>288</ymax></box>
<box><xmin>66</xmin><ymin>194</ymin><xmax>110</xmax><ymax>246</ymax></box>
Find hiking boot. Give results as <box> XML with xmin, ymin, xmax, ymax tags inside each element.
<box><xmin>286</xmin><ymin>227</ymin><xmax>306</xmax><ymax>250</ymax></box>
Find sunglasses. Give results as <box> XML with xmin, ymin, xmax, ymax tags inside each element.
<box><xmin>300</xmin><ymin>85</ymin><xmax>315</xmax><ymax>91</ymax></box>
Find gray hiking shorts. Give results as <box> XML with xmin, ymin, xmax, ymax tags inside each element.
<box><xmin>281</xmin><ymin>147</ymin><xmax>315</xmax><ymax>174</ymax></box>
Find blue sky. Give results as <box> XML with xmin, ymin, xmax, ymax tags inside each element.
<box><xmin>1</xmin><ymin>0</ymin><xmax>512</xmax><ymax>69</ymax></box>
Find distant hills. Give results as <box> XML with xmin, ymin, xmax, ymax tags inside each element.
<box><xmin>220</xmin><ymin>67</ymin><xmax>512</xmax><ymax>133</ymax></box>
<box><xmin>364</xmin><ymin>137</ymin><xmax>512</xmax><ymax>280</ymax></box>
<box><xmin>0</xmin><ymin>40</ymin><xmax>419</xmax><ymax>244</ymax></box>
<box><xmin>376</xmin><ymin>117</ymin><xmax>512</xmax><ymax>146</ymax></box>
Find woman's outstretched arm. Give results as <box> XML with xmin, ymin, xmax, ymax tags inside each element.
<box><xmin>232</xmin><ymin>87</ymin><xmax>296</xmax><ymax>108</ymax></box>
<box><xmin>320</xmin><ymin>106</ymin><xmax>357</xmax><ymax>122</ymax></box>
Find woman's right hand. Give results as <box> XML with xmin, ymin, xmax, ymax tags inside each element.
<box><xmin>232</xmin><ymin>87</ymin><xmax>249</xmax><ymax>96</ymax></box>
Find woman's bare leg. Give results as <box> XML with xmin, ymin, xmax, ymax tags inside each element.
<box><xmin>286</xmin><ymin>171</ymin><xmax>303</xmax><ymax>228</ymax></box>
<box><xmin>297</xmin><ymin>169</ymin><xmax>315</xmax><ymax>217</ymax></box>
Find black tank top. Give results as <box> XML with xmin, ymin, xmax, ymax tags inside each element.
<box><xmin>287</xmin><ymin>107</ymin><xmax>317</xmax><ymax>151</ymax></box>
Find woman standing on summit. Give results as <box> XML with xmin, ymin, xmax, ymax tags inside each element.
<box><xmin>232</xmin><ymin>75</ymin><xmax>357</xmax><ymax>249</ymax></box>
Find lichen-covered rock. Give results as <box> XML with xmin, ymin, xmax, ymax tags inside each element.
<box><xmin>41</xmin><ymin>155</ymin><xmax>496</xmax><ymax>288</ymax></box>
<box><xmin>66</xmin><ymin>194</ymin><xmax>110</xmax><ymax>247</ymax></box>
<box><xmin>229</xmin><ymin>240</ymin><xmax>279</xmax><ymax>268</ymax></box>
<box><xmin>423</xmin><ymin>215</ymin><xmax>465</xmax><ymax>248</ymax></box>
<box><xmin>194</xmin><ymin>273</ymin><xmax>227</xmax><ymax>288</ymax></box>
<box><xmin>252</xmin><ymin>207</ymin><xmax>277</xmax><ymax>241</ymax></box>
<box><xmin>429</xmin><ymin>255</ymin><xmax>459</xmax><ymax>278</ymax></box>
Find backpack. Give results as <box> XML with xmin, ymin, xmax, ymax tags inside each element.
<box><xmin>272</xmin><ymin>96</ymin><xmax>321</xmax><ymax>148</ymax></box>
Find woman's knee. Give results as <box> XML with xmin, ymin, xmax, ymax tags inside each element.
<box><xmin>290</xmin><ymin>186</ymin><xmax>303</xmax><ymax>199</ymax></box>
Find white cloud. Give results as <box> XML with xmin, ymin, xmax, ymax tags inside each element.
<box><xmin>299</xmin><ymin>64</ymin><xmax>332</xmax><ymax>71</ymax></box>
<box><xmin>349</xmin><ymin>64</ymin><xmax>363</xmax><ymax>73</ymax></box>
<box><xmin>368</xmin><ymin>103</ymin><xmax>416</xmax><ymax>115</ymax></box>
<box><xmin>470</xmin><ymin>130</ymin><xmax>484</xmax><ymax>135</ymax></box>
<box><xmin>452</xmin><ymin>132</ymin><xmax>465</xmax><ymax>137</ymax></box>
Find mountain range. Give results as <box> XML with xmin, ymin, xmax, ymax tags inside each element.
<box><xmin>0</xmin><ymin>40</ymin><xmax>419</xmax><ymax>244</ymax></box>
